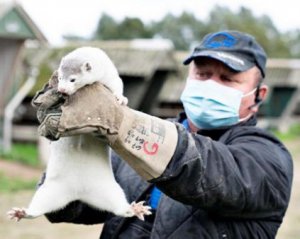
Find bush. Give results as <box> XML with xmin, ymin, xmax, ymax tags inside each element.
<box><xmin>0</xmin><ymin>143</ymin><xmax>40</xmax><ymax>167</ymax></box>
<box><xmin>0</xmin><ymin>172</ymin><xmax>37</xmax><ymax>192</ymax></box>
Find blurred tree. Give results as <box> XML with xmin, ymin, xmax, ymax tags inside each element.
<box><xmin>91</xmin><ymin>6</ymin><xmax>296</xmax><ymax>57</ymax></box>
<box><xmin>94</xmin><ymin>13</ymin><xmax>120</xmax><ymax>40</ymax></box>
<box><xmin>118</xmin><ymin>17</ymin><xmax>153</xmax><ymax>39</ymax></box>
<box><xmin>284</xmin><ymin>30</ymin><xmax>300</xmax><ymax>58</ymax></box>
<box><xmin>205</xmin><ymin>6</ymin><xmax>290</xmax><ymax>57</ymax></box>
<box><xmin>150</xmin><ymin>12</ymin><xmax>205</xmax><ymax>50</ymax></box>
<box><xmin>94</xmin><ymin>14</ymin><xmax>152</xmax><ymax>40</ymax></box>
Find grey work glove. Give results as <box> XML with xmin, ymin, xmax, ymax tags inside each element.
<box><xmin>33</xmin><ymin>74</ymin><xmax>178</xmax><ymax>180</ymax></box>
<box><xmin>32</xmin><ymin>71</ymin><xmax>64</xmax><ymax>141</ymax></box>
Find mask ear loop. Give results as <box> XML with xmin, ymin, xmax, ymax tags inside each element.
<box><xmin>255</xmin><ymin>83</ymin><xmax>262</xmax><ymax>104</ymax></box>
<box><xmin>249</xmin><ymin>83</ymin><xmax>263</xmax><ymax>109</ymax></box>
<box><xmin>239</xmin><ymin>84</ymin><xmax>262</xmax><ymax>122</ymax></box>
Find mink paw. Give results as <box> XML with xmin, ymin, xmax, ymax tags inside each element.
<box><xmin>7</xmin><ymin>207</ymin><xmax>27</xmax><ymax>221</ymax></box>
<box><xmin>130</xmin><ymin>201</ymin><xmax>152</xmax><ymax>221</ymax></box>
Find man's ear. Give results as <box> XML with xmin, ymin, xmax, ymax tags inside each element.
<box><xmin>250</xmin><ymin>84</ymin><xmax>269</xmax><ymax>112</ymax></box>
<box><xmin>258</xmin><ymin>84</ymin><xmax>268</xmax><ymax>102</ymax></box>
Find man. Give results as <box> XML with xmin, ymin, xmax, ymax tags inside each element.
<box><xmin>36</xmin><ymin>30</ymin><xmax>293</xmax><ymax>238</ymax></box>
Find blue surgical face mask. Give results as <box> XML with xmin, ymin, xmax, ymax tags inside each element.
<box><xmin>180</xmin><ymin>78</ymin><xmax>256</xmax><ymax>129</ymax></box>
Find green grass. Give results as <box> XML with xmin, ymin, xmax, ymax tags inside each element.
<box><xmin>0</xmin><ymin>143</ymin><xmax>40</xmax><ymax>167</ymax></box>
<box><xmin>0</xmin><ymin>143</ymin><xmax>40</xmax><ymax>192</ymax></box>
<box><xmin>0</xmin><ymin>172</ymin><xmax>37</xmax><ymax>192</ymax></box>
<box><xmin>271</xmin><ymin>124</ymin><xmax>300</xmax><ymax>141</ymax></box>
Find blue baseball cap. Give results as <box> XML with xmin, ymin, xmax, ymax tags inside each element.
<box><xmin>183</xmin><ymin>31</ymin><xmax>267</xmax><ymax>78</ymax></box>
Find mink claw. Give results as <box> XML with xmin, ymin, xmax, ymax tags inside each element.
<box><xmin>130</xmin><ymin>201</ymin><xmax>152</xmax><ymax>221</ymax></box>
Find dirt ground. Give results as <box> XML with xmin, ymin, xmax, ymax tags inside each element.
<box><xmin>0</xmin><ymin>138</ymin><xmax>299</xmax><ymax>239</ymax></box>
<box><xmin>0</xmin><ymin>161</ymin><xmax>102</xmax><ymax>239</ymax></box>
<box><xmin>276</xmin><ymin>138</ymin><xmax>300</xmax><ymax>239</ymax></box>
<box><xmin>0</xmin><ymin>191</ymin><xmax>102</xmax><ymax>239</ymax></box>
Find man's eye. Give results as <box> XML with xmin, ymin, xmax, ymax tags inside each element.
<box><xmin>70</xmin><ymin>78</ymin><xmax>76</xmax><ymax>83</ymax></box>
<box><xmin>198</xmin><ymin>72</ymin><xmax>211</xmax><ymax>79</ymax></box>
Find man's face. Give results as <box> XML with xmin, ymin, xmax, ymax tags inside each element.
<box><xmin>188</xmin><ymin>57</ymin><xmax>268</xmax><ymax>120</ymax></box>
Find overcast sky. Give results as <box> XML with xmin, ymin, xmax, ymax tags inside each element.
<box><xmin>2</xmin><ymin>0</ymin><xmax>300</xmax><ymax>45</ymax></box>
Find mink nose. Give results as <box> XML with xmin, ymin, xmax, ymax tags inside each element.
<box><xmin>57</xmin><ymin>88</ymin><xmax>66</xmax><ymax>93</ymax></box>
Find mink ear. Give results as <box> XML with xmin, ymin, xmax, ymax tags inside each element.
<box><xmin>49</xmin><ymin>70</ymin><xmax>59</xmax><ymax>87</ymax></box>
<box><xmin>84</xmin><ymin>62</ymin><xmax>92</xmax><ymax>72</ymax></box>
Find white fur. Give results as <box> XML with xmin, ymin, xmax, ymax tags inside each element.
<box><xmin>8</xmin><ymin>47</ymin><xmax>149</xmax><ymax>221</ymax></box>
<box><xmin>57</xmin><ymin>46</ymin><xmax>127</xmax><ymax>104</ymax></box>
<box><xmin>24</xmin><ymin>135</ymin><xmax>134</xmax><ymax>218</ymax></box>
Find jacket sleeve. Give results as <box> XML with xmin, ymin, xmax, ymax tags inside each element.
<box><xmin>152</xmin><ymin>124</ymin><xmax>293</xmax><ymax>217</ymax></box>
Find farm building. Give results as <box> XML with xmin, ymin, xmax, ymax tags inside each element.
<box><xmin>0</xmin><ymin>2</ymin><xmax>47</xmax><ymax>151</ymax></box>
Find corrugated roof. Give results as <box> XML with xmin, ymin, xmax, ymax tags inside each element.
<box><xmin>66</xmin><ymin>41</ymin><xmax>178</xmax><ymax>77</ymax></box>
<box><xmin>36</xmin><ymin>42</ymin><xmax>178</xmax><ymax>77</ymax></box>
<box><xmin>265</xmin><ymin>59</ymin><xmax>300</xmax><ymax>86</ymax></box>
<box><xmin>27</xmin><ymin>41</ymin><xmax>178</xmax><ymax>96</ymax></box>
<box><xmin>105</xmin><ymin>48</ymin><xmax>177</xmax><ymax>77</ymax></box>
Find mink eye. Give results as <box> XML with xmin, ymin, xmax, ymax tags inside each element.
<box><xmin>70</xmin><ymin>78</ymin><xmax>76</xmax><ymax>83</ymax></box>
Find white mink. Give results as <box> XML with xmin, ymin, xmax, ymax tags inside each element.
<box><xmin>57</xmin><ymin>46</ymin><xmax>128</xmax><ymax>105</ymax></box>
<box><xmin>7</xmin><ymin>47</ymin><xmax>150</xmax><ymax>222</ymax></box>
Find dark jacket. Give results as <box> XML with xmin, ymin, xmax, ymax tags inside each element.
<box><xmin>46</xmin><ymin>115</ymin><xmax>293</xmax><ymax>239</ymax></box>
